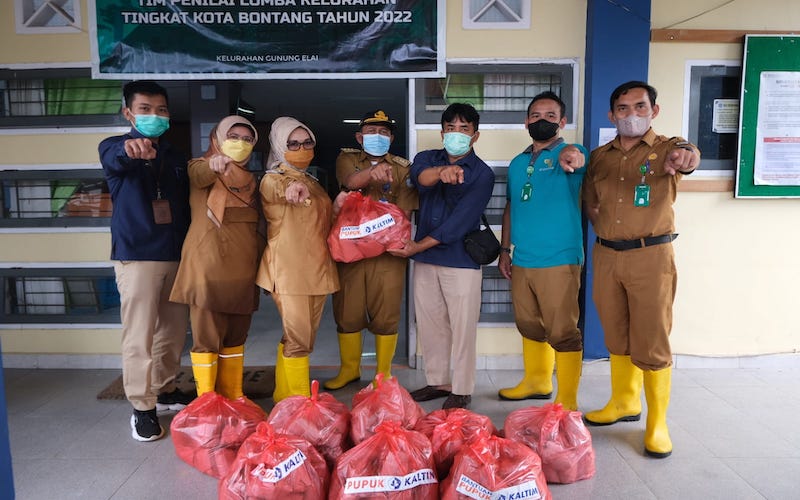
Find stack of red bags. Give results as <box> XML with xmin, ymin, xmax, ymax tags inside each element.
<box><xmin>330</xmin><ymin>420</ymin><xmax>439</xmax><ymax>500</ymax></box>
<box><xmin>170</xmin><ymin>392</ymin><xmax>267</xmax><ymax>478</ymax></box>
<box><xmin>328</xmin><ymin>191</ymin><xmax>411</xmax><ymax>263</ymax></box>
<box><xmin>504</xmin><ymin>403</ymin><xmax>596</xmax><ymax>484</ymax></box>
<box><xmin>349</xmin><ymin>374</ymin><xmax>425</xmax><ymax>445</ymax></box>
<box><xmin>218</xmin><ymin>421</ymin><xmax>329</xmax><ymax>499</ymax></box>
<box><xmin>267</xmin><ymin>380</ymin><xmax>351</xmax><ymax>468</ymax></box>
<box><xmin>440</xmin><ymin>434</ymin><xmax>552</xmax><ymax>500</ymax></box>
<box><xmin>414</xmin><ymin>408</ymin><xmax>497</xmax><ymax>479</ymax></box>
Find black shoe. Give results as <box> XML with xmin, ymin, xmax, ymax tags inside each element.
<box><xmin>442</xmin><ymin>394</ymin><xmax>472</xmax><ymax>409</ymax></box>
<box><xmin>409</xmin><ymin>385</ymin><xmax>451</xmax><ymax>402</ymax></box>
<box><xmin>156</xmin><ymin>388</ymin><xmax>196</xmax><ymax>413</ymax></box>
<box><xmin>131</xmin><ymin>408</ymin><xmax>165</xmax><ymax>442</ymax></box>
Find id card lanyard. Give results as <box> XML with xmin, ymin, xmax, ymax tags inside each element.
<box><xmin>634</xmin><ymin>160</ymin><xmax>650</xmax><ymax>207</ymax></box>
<box><xmin>521</xmin><ymin>150</ymin><xmax>554</xmax><ymax>202</ymax></box>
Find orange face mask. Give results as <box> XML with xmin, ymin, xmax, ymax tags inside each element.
<box><xmin>284</xmin><ymin>149</ymin><xmax>314</xmax><ymax>169</ymax></box>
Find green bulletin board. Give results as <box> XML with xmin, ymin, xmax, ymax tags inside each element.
<box><xmin>736</xmin><ymin>35</ymin><xmax>800</xmax><ymax>198</ymax></box>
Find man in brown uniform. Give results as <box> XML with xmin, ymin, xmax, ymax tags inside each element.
<box><xmin>324</xmin><ymin>110</ymin><xmax>418</xmax><ymax>390</ymax></box>
<box><xmin>582</xmin><ymin>81</ymin><xmax>700</xmax><ymax>458</ymax></box>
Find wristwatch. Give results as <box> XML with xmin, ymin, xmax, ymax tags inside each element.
<box><xmin>500</xmin><ymin>247</ymin><xmax>511</xmax><ymax>254</ymax></box>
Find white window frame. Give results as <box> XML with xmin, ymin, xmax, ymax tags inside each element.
<box><xmin>15</xmin><ymin>0</ymin><xmax>81</xmax><ymax>34</ymax></box>
<box><xmin>463</xmin><ymin>0</ymin><xmax>531</xmax><ymax>30</ymax></box>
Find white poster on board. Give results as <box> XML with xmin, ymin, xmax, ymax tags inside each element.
<box><xmin>753</xmin><ymin>71</ymin><xmax>800</xmax><ymax>185</ymax></box>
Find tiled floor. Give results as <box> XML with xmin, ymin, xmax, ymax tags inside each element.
<box><xmin>4</xmin><ymin>299</ymin><xmax>800</xmax><ymax>499</ymax></box>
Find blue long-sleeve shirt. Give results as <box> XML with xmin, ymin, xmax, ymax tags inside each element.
<box><xmin>99</xmin><ymin>129</ymin><xmax>190</xmax><ymax>261</ymax></box>
<box><xmin>410</xmin><ymin>148</ymin><xmax>495</xmax><ymax>269</ymax></box>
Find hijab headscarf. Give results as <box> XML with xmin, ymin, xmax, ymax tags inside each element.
<box><xmin>206</xmin><ymin>115</ymin><xmax>258</xmax><ymax>227</ymax></box>
<box><xmin>266</xmin><ymin>116</ymin><xmax>317</xmax><ymax>170</ymax></box>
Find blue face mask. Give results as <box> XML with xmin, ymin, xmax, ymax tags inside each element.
<box><xmin>362</xmin><ymin>133</ymin><xmax>391</xmax><ymax>157</ymax></box>
<box><xmin>442</xmin><ymin>132</ymin><xmax>473</xmax><ymax>157</ymax></box>
<box><xmin>133</xmin><ymin>114</ymin><xmax>170</xmax><ymax>138</ymax></box>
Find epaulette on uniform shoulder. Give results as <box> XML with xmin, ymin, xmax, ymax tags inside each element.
<box><xmin>390</xmin><ymin>155</ymin><xmax>411</xmax><ymax>167</ymax></box>
<box><xmin>340</xmin><ymin>148</ymin><xmax>361</xmax><ymax>154</ymax></box>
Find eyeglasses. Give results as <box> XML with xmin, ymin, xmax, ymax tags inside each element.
<box><xmin>226</xmin><ymin>133</ymin><xmax>255</xmax><ymax>145</ymax></box>
<box><xmin>286</xmin><ymin>139</ymin><xmax>315</xmax><ymax>151</ymax></box>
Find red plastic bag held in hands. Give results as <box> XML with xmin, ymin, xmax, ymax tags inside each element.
<box><xmin>170</xmin><ymin>392</ymin><xmax>267</xmax><ymax>478</ymax></box>
<box><xmin>504</xmin><ymin>403</ymin><xmax>596</xmax><ymax>484</ymax></box>
<box><xmin>440</xmin><ymin>435</ymin><xmax>552</xmax><ymax>500</ymax></box>
<box><xmin>350</xmin><ymin>373</ymin><xmax>425</xmax><ymax>445</ymax></box>
<box><xmin>330</xmin><ymin>420</ymin><xmax>439</xmax><ymax>500</ymax></box>
<box><xmin>267</xmin><ymin>380</ymin><xmax>351</xmax><ymax>468</ymax></box>
<box><xmin>328</xmin><ymin>191</ymin><xmax>411</xmax><ymax>263</ymax></box>
<box><xmin>219</xmin><ymin>421</ymin><xmax>329</xmax><ymax>500</ymax></box>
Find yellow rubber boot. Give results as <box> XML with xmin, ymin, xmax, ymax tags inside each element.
<box><xmin>216</xmin><ymin>345</ymin><xmax>244</xmax><ymax>400</ymax></box>
<box><xmin>283</xmin><ymin>355</ymin><xmax>311</xmax><ymax>398</ymax></box>
<box><xmin>554</xmin><ymin>350</ymin><xmax>583</xmax><ymax>411</ymax></box>
<box><xmin>498</xmin><ymin>338</ymin><xmax>555</xmax><ymax>400</ymax></box>
<box><xmin>584</xmin><ymin>354</ymin><xmax>643</xmax><ymax>425</ymax></box>
<box><xmin>273</xmin><ymin>343</ymin><xmax>290</xmax><ymax>404</ymax></box>
<box><xmin>374</xmin><ymin>333</ymin><xmax>398</xmax><ymax>382</ymax></box>
<box><xmin>323</xmin><ymin>332</ymin><xmax>362</xmax><ymax>390</ymax></box>
<box><xmin>190</xmin><ymin>351</ymin><xmax>218</xmax><ymax>397</ymax></box>
<box><xmin>643</xmin><ymin>367</ymin><xmax>673</xmax><ymax>458</ymax></box>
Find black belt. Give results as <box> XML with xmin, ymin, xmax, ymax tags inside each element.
<box><xmin>596</xmin><ymin>233</ymin><xmax>678</xmax><ymax>251</ymax></box>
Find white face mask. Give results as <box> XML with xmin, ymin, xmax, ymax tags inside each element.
<box><xmin>615</xmin><ymin>115</ymin><xmax>650</xmax><ymax>137</ymax></box>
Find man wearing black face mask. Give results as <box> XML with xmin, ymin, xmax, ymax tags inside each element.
<box><xmin>497</xmin><ymin>91</ymin><xmax>587</xmax><ymax>410</ymax></box>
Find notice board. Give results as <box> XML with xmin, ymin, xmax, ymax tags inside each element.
<box><xmin>736</xmin><ymin>35</ymin><xmax>800</xmax><ymax>198</ymax></box>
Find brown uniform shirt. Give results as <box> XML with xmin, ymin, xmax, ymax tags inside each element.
<box><xmin>170</xmin><ymin>158</ymin><xmax>261</xmax><ymax>314</ymax></box>
<box><xmin>335</xmin><ymin>149</ymin><xmax>418</xmax><ymax>211</ymax></box>
<box><xmin>256</xmin><ymin>165</ymin><xmax>339</xmax><ymax>296</ymax></box>
<box><xmin>583</xmin><ymin>129</ymin><xmax>692</xmax><ymax>240</ymax></box>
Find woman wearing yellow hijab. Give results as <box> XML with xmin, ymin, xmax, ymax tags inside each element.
<box><xmin>256</xmin><ymin>117</ymin><xmax>339</xmax><ymax>402</ymax></box>
<box><xmin>171</xmin><ymin>115</ymin><xmax>264</xmax><ymax>399</ymax></box>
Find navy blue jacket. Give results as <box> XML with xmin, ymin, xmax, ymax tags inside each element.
<box><xmin>410</xmin><ymin>148</ymin><xmax>495</xmax><ymax>269</ymax></box>
<box><xmin>99</xmin><ymin>129</ymin><xmax>190</xmax><ymax>261</ymax></box>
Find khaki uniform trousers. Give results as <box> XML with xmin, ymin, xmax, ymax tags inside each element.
<box><xmin>333</xmin><ymin>253</ymin><xmax>407</xmax><ymax>335</ymax></box>
<box><xmin>114</xmin><ymin>260</ymin><xmax>189</xmax><ymax>411</ymax></box>
<box><xmin>511</xmin><ymin>264</ymin><xmax>583</xmax><ymax>352</ymax></box>
<box><xmin>271</xmin><ymin>292</ymin><xmax>327</xmax><ymax>358</ymax></box>
<box><xmin>592</xmin><ymin>243</ymin><xmax>677</xmax><ymax>371</ymax></box>
<box><xmin>189</xmin><ymin>307</ymin><xmax>252</xmax><ymax>352</ymax></box>
<box><xmin>413</xmin><ymin>262</ymin><xmax>482</xmax><ymax>396</ymax></box>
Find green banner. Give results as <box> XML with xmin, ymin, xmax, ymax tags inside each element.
<box><xmin>89</xmin><ymin>0</ymin><xmax>443</xmax><ymax>79</ymax></box>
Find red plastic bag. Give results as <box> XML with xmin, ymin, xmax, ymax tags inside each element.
<box><xmin>414</xmin><ymin>408</ymin><xmax>498</xmax><ymax>480</ymax></box>
<box><xmin>218</xmin><ymin>421</ymin><xmax>329</xmax><ymax>500</ymax></box>
<box><xmin>328</xmin><ymin>191</ymin><xmax>411</xmax><ymax>263</ymax></box>
<box><xmin>330</xmin><ymin>421</ymin><xmax>438</xmax><ymax>500</ymax></box>
<box><xmin>440</xmin><ymin>435</ymin><xmax>552</xmax><ymax>500</ymax></box>
<box><xmin>170</xmin><ymin>392</ymin><xmax>267</xmax><ymax>478</ymax></box>
<box><xmin>350</xmin><ymin>374</ymin><xmax>425</xmax><ymax>445</ymax></box>
<box><xmin>267</xmin><ymin>380</ymin><xmax>351</xmax><ymax>468</ymax></box>
<box><xmin>504</xmin><ymin>403</ymin><xmax>596</xmax><ymax>484</ymax></box>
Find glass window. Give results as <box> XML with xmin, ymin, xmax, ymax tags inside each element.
<box><xmin>0</xmin><ymin>69</ymin><xmax>125</xmax><ymax>127</ymax></box>
<box><xmin>15</xmin><ymin>0</ymin><xmax>81</xmax><ymax>33</ymax></box>
<box><xmin>0</xmin><ymin>170</ymin><xmax>111</xmax><ymax>227</ymax></box>
<box><xmin>1</xmin><ymin>268</ymin><xmax>120</xmax><ymax>324</ymax></box>
<box><xmin>463</xmin><ymin>0</ymin><xmax>531</xmax><ymax>30</ymax></box>
<box><xmin>480</xmin><ymin>267</ymin><xmax>512</xmax><ymax>322</ymax></box>
<box><xmin>415</xmin><ymin>62</ymin><xmax>575</xmax><ymax>124</ymax></box>
<box><xmin>686</xmin><ymin>63</ymin><xmax>741</xmax><ymax>170</ymax></box>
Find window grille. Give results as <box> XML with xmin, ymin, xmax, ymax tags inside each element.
<box><xmin>464</xmin><ymin>0</ymin><xmax>531</xmax><ymax>30</ymax></box>
<box><xmin>15</xmin><ymin>0</ymin><xmax>81</xmax><ymax>33</ymax></box>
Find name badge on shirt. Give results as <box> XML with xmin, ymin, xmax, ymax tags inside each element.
<box><xmin>634</xmin><ymin>184</ymin><xmax>650</xmax><ymax>207</ymax></box>
<box><xmin>152</xmin><ymin>199</ymin><xmax>173</xmax><ymax>224</ymax></box>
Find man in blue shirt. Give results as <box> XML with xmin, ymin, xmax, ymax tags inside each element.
<box><xmin>389</xmin><ymin>103</ymin><xmax>495</xmax><ymax>409</ymax></box>
<box><xmin>497</xmin><ymin>91</ymin><xmax>587</xmax><ymax>410</ymax></box>
<box><xmin>99</xmin><ymin>81</ymin><xmax>192</xmax><ymax>442</ymax></box>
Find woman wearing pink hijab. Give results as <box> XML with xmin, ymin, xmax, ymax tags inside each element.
<box><xmin>171</xmin><ymin>115</ymin><xmax>263</xmax><ymax>400</ymax></box>
<box><xmin>256</xmin><ymin>117</ymin><xmax>339</xmax><ymax>402</ymax></box>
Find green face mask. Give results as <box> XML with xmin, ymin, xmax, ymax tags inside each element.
<box><xmin>442</xmin><ymin>132</ymin><xmax>473</xmax><ymax>157</ymax></box>
<box><xmin>134</xmin><ymin>114</ymin><xmax>170</xmax><ymax>138</ymax></box>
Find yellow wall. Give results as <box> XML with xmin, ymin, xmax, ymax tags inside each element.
<box><xmin>0</xmin><ymin>131</ymin><xmax>115</xmax><ymax>164</ymax></box>
<box><xmin>1</xmin><ymin>329</ymin><xmax>120</xmax><ymax>354</ymax></box>
<box><xmin>648</xmin><ymin>0</ymin><xmax>800</xmax><ymax>356</ymax></box>
<box><xmin>0</xmin><ymin>233</ymin><xmax>110</xmax><ymax>262</ymax></box>
<box><xmin>0</xmin><ymin>0</ymin><xmax>91</xmax><ymax>65</ymax></box>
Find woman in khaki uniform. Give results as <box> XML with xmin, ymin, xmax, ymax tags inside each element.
<box><xmin>170</xmin><ymin>115</ymin><xmax>263</xmax><ymax>400</ymax></box>
<box><xmin>256</xmin><ymin>117</ymin><xmax>339</xmax><ymax>402</ymax></box>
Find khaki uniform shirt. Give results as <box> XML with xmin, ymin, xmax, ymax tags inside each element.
<box><xmin>335</xmin><ymin>149</ymin><xmax>418</xmax><ymax>211</ymax></box>
<box><xmin>583</xmin><ymin>129</ymin><xmax>693</xmax><ymax>240</ymax></box>
<box><xmin>170</xmin><ymin>158</ymin><xmax>261</xmax><ymax>314</ymax></box>
<box><xmin>256</xmin><ymin>165</ymin><xmax>339</xmax><ymax>295</ymax></box>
